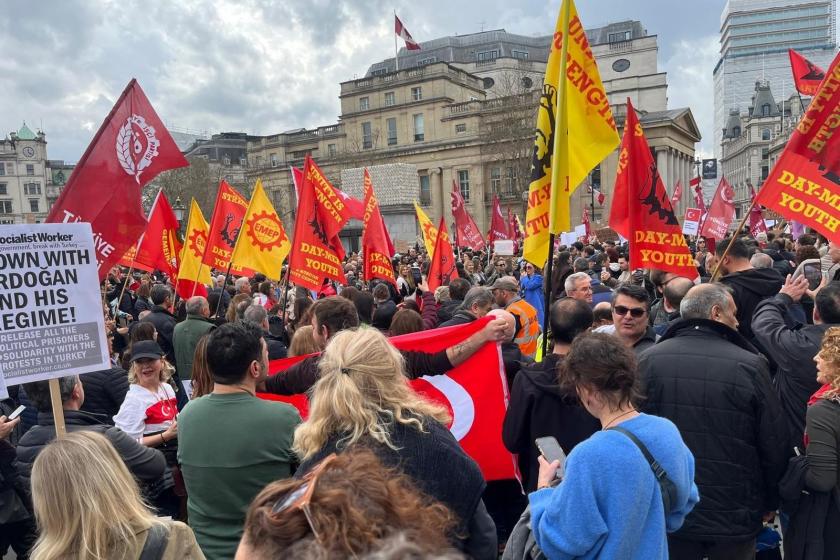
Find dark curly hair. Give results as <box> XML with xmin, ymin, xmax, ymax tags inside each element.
<box><xmin>239</xmin><ymin>448</ymin><xmax>458</xmax><ymax>558</ymax></box>
<box><xmin>559</xmin><ymin>332</ymin><xmax>642</xmax><ymax>410</ymax></box>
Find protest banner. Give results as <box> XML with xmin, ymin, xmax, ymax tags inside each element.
<box><xmin>682</xmin><ymin>208</ymin><xmax>702</xmax><ymax>236</ymax></box>
<box><xmin>0</xmin><ymin>223</ymin><xmax>110</xmax><ymax>386</ymax></box>
<box><xmin>494</xmin><ymin>239</ymin><xmax>515</xmax><ymax>256</ymax></box>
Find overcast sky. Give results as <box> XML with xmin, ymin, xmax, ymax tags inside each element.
<box><xmin>0</xmin><ymin>0</ymin><xmax>773</xmax><ymax>162</ymax></box>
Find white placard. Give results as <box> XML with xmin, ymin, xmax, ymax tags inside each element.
<box><xmin>574</xmin><ymin>224</ymin><xmax>587</xmax><ymax>238</ymax></box>
<box><xmin>493</xmin><ymin>239</ymin><xmax>515</xmax><ymax>256</ymax></box>
<box><xmin>682</xmin><ymin>208</ymin><xmax>702</xmax><ymax>236</ymax></box>
<box><xmin>0</xmin><ymin>223</ymin><xmax>110</xmax><ymax>386</ymax></box>
<box><xmin>560</xmin><ymin>232</ymin><xmax>577</xmax><ymax>246</ymax></box>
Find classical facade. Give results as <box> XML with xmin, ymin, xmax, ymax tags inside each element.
<box><xmin>0</xmin><ymin>124</ymin><xmax>54</xmax><ymax>224</ymax></box>
<box><xmin>183</xmin><ymin>132</ymin><xmax>256</xmax><ymax>192</ymax></box>
<box><xmin>246</xmin><ymin>23</ymin><xmax>700</xmax><ymax>253</ymax></box>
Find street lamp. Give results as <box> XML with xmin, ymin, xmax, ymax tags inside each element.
<box><xmin>172</xmin><ymin>196</ymin><xmax>186</xmax><ymax>236</ymax></box>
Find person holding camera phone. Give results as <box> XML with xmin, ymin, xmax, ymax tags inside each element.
<box><xmin>527</xmin><ymin>333</ymin><xmax>697</xmax><ymax>560</ymax></box>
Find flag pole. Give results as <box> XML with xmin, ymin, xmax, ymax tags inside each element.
<box><xmin>541</xmin><ymin>0</ymin><xmax>572</xmax><ymax>360</ymax></box>
<box><xmin>394</xmin><ymin>10</ymin><xmax>399</xmax><ymax>72</ymax></box>
<box><xmin>117</xmin><ymin>262</ymin><xmax>135</xmax><ymax>310</ymax></box>
<box><xmin>189</xmin><ymin>261</ymin><xmax>204</xmax><ymax>298</ymax></box>
<box><xmin>710</xmin><ymin>197</ymin><xmax>757</xmax><ymax>282</ymax></box>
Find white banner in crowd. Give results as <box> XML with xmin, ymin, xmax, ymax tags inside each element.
<box><xmin>682</xmin><ymin>208</ymin><xmax>703</xmax><ymax>236</ymax></box>
<box><xmin>0</xmin><ymin>223</ymin><xmax>110</xmax><ymax>386</ymax></box>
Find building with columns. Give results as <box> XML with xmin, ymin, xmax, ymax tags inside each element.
<box><xmin>246</xmin><ymin>22</ymin><xmax>700</xmax><ymax>255</ymax></box>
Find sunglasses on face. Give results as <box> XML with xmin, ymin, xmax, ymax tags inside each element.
<box><xmin>271</xmin><ymin>453</ymin><xmax>338</xmax><ymax>542</ymax></box>
<box><xmin>613</xmin><ymin>305</ymin><xmax>646</xmax><ymax>318</ymax></box>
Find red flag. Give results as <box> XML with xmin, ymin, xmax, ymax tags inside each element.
<box><xmin>291</xmin><ymin>166</ymin><xmax>365</xmax><ymax>220</ymax></box>
<box><xmin>488</xmin><ymin>195</ymin><xmax>510</xmax><ymax>244</ymax></box>
<box><xmin>700</xmin><ymin>177</ymin><xmax>736</xmax><ymax>240</ymax></box>
<box><xmin>690</xmin><ymin>176</ymin><xmax>706</xmax><ymax>213</ymax></box>
<box><xmin>46</xmin><ymin>79</ymin><xmax>188</xmax><ymax>279</ymax></box>
<box><xmin>362</xmin><ymin>169</ymin><xmax>397</xmax><ymax>286</ymax></box>
<box><xmin>202</xmin><ymin>181</ymin><xmax>254</xmax><ymax>276</ymax></box>
<box><xmin>596</xmin><ymin>190</ymin><xmax>606</xmax><ymax>206</ymax></box>
<box><xmin>610</xmin><ymin>98</ymin><xmax>697</xmax><ymax>279</ymax></box>
<box><xmin>395</xmin><ymin>15</ymin><xmax>421</xmax><ymax>50</ymax></box>
<box><xmin>582</xmin><ymin>207</ymin><xmax>591</xmax><ymax>237</ymax></box>
<box><xmin>451</xmin><ymin>181</ymin><xmax>486</xmax><ymax>251</ymax></box>
<box><xmin>133</xmin><ymin>191</ymin><xmax>182</xmax><ymax>280</ymax></box>
<box><xmin>789</xmin><ymin>49</ymin><xmax>826</xmax><ymax>97</ymax></box>
<box><xmin>288</xmin><ymin>156</ymin><xmax>351</xmax><ymax>290</ymax></box>
<box><xmin>754</xmin><ymin>149</ymin><xmax>840</xmax><ymax>243</ymax></box>
<box><xmin>671</xmin><ymin>180</ymin><xmax>683</xmax><ymax>205</ymax></box>
<box><xmin>118</xmin><ymin>244</ymin><xmax>155</xmax><ymax>273</ymax></box>
<box><xmin>427</xmin><ymin>219</ymin><xmax>459</xmax><ymax>292</ymax></box>
<box><xmin>747</xmin><ymin>183</ymin><xmax>768</xmax><ymax>238</ymax></box>
<box><xmin>787</xmin><ymin>51</ymin><xmax>840</xmax><ymax>175</ymax></box>
<box><xmin>261</xmin><ymin>317</ymin><xmax>517</xmax><ymax>481</ymax></box>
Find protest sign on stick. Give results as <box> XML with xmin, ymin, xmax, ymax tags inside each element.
<box><xmin>0</xmin><ymin>224</ymin><xmax>110</xmax><ymax>433</ymax></box>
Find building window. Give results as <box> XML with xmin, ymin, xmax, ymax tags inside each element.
<box><xmin>384</xmin><ymin>92</ymin><xmax>395</xmax><ymax>107</ymax></box>
<box><xmin>490</xmin><ymin>167</ymin><xmax>501</xmax><ymax>193</ymax></box>
<box><xmin>239</xmin><ymin>156</ymin><xmax>247</xmax><ymax>166</ymax></box>
<box><xmin>417</xmin><ymin>56</ymin><xmax>437</xmax><ymax>66</ymax></box>
<box><xmin>477</xmin><ymin>50</ymin><xmax>499</xmax><ymax>61</ymax></box>
<box><xmin>270</xmin><ymin>153</ymin><xmax>278</xmax><ymax>167</ymax></box>
<box><xmin>328</xmin><ymin>143</ymin><xmax>337</xmax><ymax>157</ymax></box>
<box><xmin>0</xmin><ymin>183</ymin><xmax>6</xmax><ymax>195</ymax></box>
<box><xmin>504</xmin><ymin>167</ymin><xmax>517</xmax><ymax>196</ymax></box>
<box><xmin>387</xmin><ymin>118</ymin><xmax>398</xmax><ymax>146</ymax></box>
<box><xmin>762</xmin><ymin>104</ymin><xmax>771</xmax><ymax>117</ymax></box>
<box><xmin>0</xmin><ymin>219</ymin><xmax>13</xmax><ymax>224</ymax></box>
<box><xmin>371</xmin><ymin>68</ymin><xmax>388</xmax><ymax>76</ymax></box>
<box><xmin>24</xmin><ymin>183</ymin><xmax>41</xmax><ymax>195</ymax></box>
<box><xmin>411</xmin><ymin>87</ymin><xmax>422</xmax><ymax>101</ymax></box>
<box><xmin>413</xmin><ymin>114</ymin><xmax>424</xmax><ymax>142</ymax></box>
<box><xmin>4</xmin><ymin>163</ymin><xmax>12</xmax><ymax>175</ymax></box>
<box><xmin>455</xmin><ymin>123</ymin><xmax>467</xmax><ymax>134</ymax></box>
<box><xmin>608</xmin><ymin>31</ymin><xmax>631</xmax><ymax>43</ymax></box>
<box><xmin>223</xmin><ymin>156</ymin><xmax>231</xmax><ymax>166</ymax></box>
<box><xmin>362</xmin><ymin>122</ymin><xmax>373</xmax><ymax>149</ymax></box>
<box><xmin>419</xmin><ymin>175</ymin><xmax>431</xmax><ymax>205</ymax></box>
<box><xmin>0</xmin><ymin>163</ymin><xmax>4</xmax><ymax>176</ymax></box>
<box><xmin>458</xmin><ymin>170</ymin><xmax>470</xmax><ymax>202</ymax></box>
<box><xmin>26</xmin><ymin>164</ymin><xmax>35</xmax><ymax>176</ymax></box>
<box><xmin>733</xmin><ymin>126</ymin><xmax>741</xmax><ymax>137</ymax></box>
<box><xmin>360</xmin><ymin>97</ymin><xmax>370</xmax><ymax>110</ymax></box>
<box><xmin>0</xmin><ymin>201</ymin><xmax>12</xmax><ymax>214</ymax></box>
<box><xmin>761</xmin><ymin>128</ymin><xmax>771</xmax><ymax>140</ymax></box>
<box><xmin>512</xmin><ymin>49</ymin><xmax>529</xmax><ymax>59</ymax></box>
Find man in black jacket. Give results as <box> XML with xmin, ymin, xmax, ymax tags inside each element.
<box><xmin>243</xmin><ymin>304</ymin><xmax>287</xmax><ymax>360</ymax></box>
<box><xmin>439</xmin><ymin>286</ymin><xmax>494</xmax><ymax>327</ymax></box>
<box><xmin>438</xmin><ymin>278</ymin><xmax>470</xmax><ymax>324</ymax></box>
<box><xmin>503</xmin><ymin>298</ymin><xmax>600</xmax><ymax>491</ymax></box>
<box><xmin>752</xmin><ymin>277</ymin><xmax>840</xmax><ymax>450</ymax></box>
<box><xmin>716</xmin><ymin>237</ymin><xmax>784</xmax><ymax>340</ymax></box>
<box><xmin>638</xmin><ymin>283</ymin><xmax>788</xmax><ymax>559</ymax></box>
<box><xmin>16</xmin><ymin>376</ymin><xmax>166</xmax><ymax>494</ymax></box>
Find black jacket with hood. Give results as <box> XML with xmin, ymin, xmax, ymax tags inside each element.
<box><xmin>718</xmin><ymin>267</ymin><xmax>784</xmax><ymax>341</ymax></box>
<box><xmin>502</xmin><ymin>353</ymin><xmax>600</xmax><ymax>492</ymax></box>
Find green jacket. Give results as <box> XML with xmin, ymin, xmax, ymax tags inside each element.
<box><xmin>173</xmin><ymin>314</ymin><xmax>216</xmax><ymax>380</ymax></box>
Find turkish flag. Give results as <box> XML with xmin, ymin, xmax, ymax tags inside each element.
<box><xmin>291</xmin><ymin>166</ymin><xmax>365</xmax><ymax>220</ymax></box>
<box><xmin>787</xmin><ymin>50</ymin><xmax>840</xmax><ymax>175</ymax></box>
<box><xmin>362</xmin><ymin>169</ymin><xmax>397</xmax><ymax>285</ymax></box>
<box><xmin>202</xmin><ymin>181</ymin><xmax>254</xmax><ymax>276</ymax></box>
<box><xmin>451</xmin><ymin>180</ymin><xmax>486</xmax><ymax>251</ymax></box>
<box><xmin>700</xmin><ymin>176</ymin><xmax>736</xmax><ymax>240</ymax></box>
<box><xmin>610</xmin><ymin>98</ymin><xmax>697</xmax><ymax>279</ymax></box>
<box><xmin>747</xmin><ymin>183</ymin><xmax>768</xmax><ymax>238</ymax></box>
<box><xmin>46</xmin><ymin>79</ymin><xmax>188</xmax><ymax>279</ymax></box>
<box><xmin>488</xmin><ymin>195</ymin><xmax>510</xmax><ymax>244</ymax></box>
<box><xmin>789</xmin><ymin>49</ymin><xmax>826</xmax><ymax>97</ymax></box>
<box><xmin>260</xmin><ymin>317</ymin><xmax>517</xmax><ymax>481</ymax></box>
<box><xmin>427</xmin><ymin>218</ymin><xmax>459</xmax><ymax>292</ymax></box>
<box><xmin>132</xmin><ymin>191</ymin><xmax>182</xmax><ymax>280</ymax></box>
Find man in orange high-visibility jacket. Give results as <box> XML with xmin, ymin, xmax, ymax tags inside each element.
<box><xmin>491</xmin><ymin>276</ymin><xmax>540</xmax><ymax>359</ymax></box>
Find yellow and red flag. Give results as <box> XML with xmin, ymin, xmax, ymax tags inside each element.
<box><xmin>362</xmin><ymin>169</ymin><xmax>397</xmax><ymax>285</ymax></box>
<box><xmin>203</xmin><ymin>180</ymin><xmax>253</xmax><ymax>275</ymax></box>
<box><xmin>176</xmin><ymin>199</ymin><xmax>212</xmax><ymax>299</ymax></box>
<box><xmin>231</xmin><ymin>179</ymin><xmax>291</xmax><ymax>281</ymax></box>
<box><xmin>414</xmin><ymin>202</ymin><xmax>449</xmax><ymax>256</ymax></box>
<box><xmin>523</xmin><ymin>0</ymin><xmax>619</xmax><ymax>266</ymax></box>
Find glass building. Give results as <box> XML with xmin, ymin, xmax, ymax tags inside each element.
<box><xmin>713</xmin><ymin>0</ymin><xmax>837</xmax><ymax>158</ymax></box>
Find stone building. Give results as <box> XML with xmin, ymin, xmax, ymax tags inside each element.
<box><xmin>183</xmin><ymin>132</ymin><xmax>256</xmax><ymax>192</ymax></box>
<box><xmin>246</xmin><ymin>22</ymin><xmax>700</xmax><ymax>253</ymax></box>
<box><xmin>0</xmin><ymin>124</ymin><xmax>54</xmax><ymax>224</ymax></box>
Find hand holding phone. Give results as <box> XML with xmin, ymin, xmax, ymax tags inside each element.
<box><xmin>536</xmin><ymin>436</ymin><xmax>567</xmax><ymax>481</ymax></box>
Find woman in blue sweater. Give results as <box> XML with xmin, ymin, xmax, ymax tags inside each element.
<box><xmin>529</xmin><ymin>333</ymin><xmax>698</xmax><ymax>559</ymax></box>
<box><xmin>520</xmin><ymin>263</ymin><xmax>544</xmax><ymax>326</ymax></box>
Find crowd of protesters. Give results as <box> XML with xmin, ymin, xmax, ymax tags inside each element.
<box><xmin>0</xmin><ymin>228</ymin><xmax>838</xmax><ymax>559</ymax></box>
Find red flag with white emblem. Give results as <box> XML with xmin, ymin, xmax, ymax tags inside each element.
<box><xmin>395</xmin><ymin>15</ymin><xmax>421</xmax><ymax>50</ymax></box>
<box><xmin>46</xmin><ymin>79</ymin><xmax>188</xmax><ymax>279</ymax></box>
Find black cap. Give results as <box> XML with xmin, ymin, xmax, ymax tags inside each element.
<box><xmin>129</xmin><ymin>340</ymin><xmax>165</xmax><ymax>363</ymax></box>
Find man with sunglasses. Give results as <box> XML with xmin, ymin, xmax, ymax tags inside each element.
<box><xmin>611</xmin><ymin>284</ymin><xmax>657</xmax><ymax>355</ymax></box>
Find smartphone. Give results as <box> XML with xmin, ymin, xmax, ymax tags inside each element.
<box><xmin>118</xmin><ymin>315</ymin><xmax>129</xmax><ymax>328</ymax></box>
<box><xmin>535</xmin><ymin>436</ymin><xmax>567</xmax><ymax>478</ymax></box>
<box><xmin>7</xmin><ymin>405</ymin><xmax>25</xmax><ymax>421</ymax></box>
<box><xmin>793</xmin><ymin>258</ymin><xmax>824</xmax><ymax>291</ymax></box>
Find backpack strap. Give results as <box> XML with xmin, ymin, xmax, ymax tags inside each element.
<box><xmin>139</xmin><ymin>522</ymin><xmax>170</xmax><ymax>560</ymax></box>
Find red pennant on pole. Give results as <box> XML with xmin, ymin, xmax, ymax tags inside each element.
<box><xmin>671</xmin><ymin>180</ymin><xmax>683</xmax><ymax>205</ymax></box>
<box><xmin>747</xmin><ymin>183</ymin><xmax>768</xmax><ymax>238</ymax></box>
<box><xmin>700</xmin><ymin>176</ymin><xmax>736</xmax><ymax>241</ymax></box>
<box><xmin>288</xmin><ymin>156</ymin><xmax>351</xmax><ymax>290</ymax></box>
<box><xmin>788</xmin><ymin>49</ymin><xmax>826</xmax><ymax>97</ymax></box>
<box><xmin>362</xmin><ymin>169</ymin><xmax>397</xmax><ymax>286</ymax></box>
<box><xmin>451</xmin><ymin>180</ymin><xmax>486</xmax><ymax>251</ymax></box>
<box><xmin>488</xmin><ymin>195</ymin><xmax>510</xmax><ymax>245</ymax></box>
<box><xmin>427</xmin><ymin>219</ymin><xmax>459</xmax><ymax>292</ymax></box>
<box><xmin>46</xmin><ymin>79</ymin><xmax>188</xmax><ymax>279</ymax></box>
<box><xmin>610</xmin><ymin>98</ymin><xmax>697</xmax><ymax>279</ymax></box>
<box><xmin>133</xmin><ymin>191</ymin><xmax>182</xmax><ymax>280</ymax></box>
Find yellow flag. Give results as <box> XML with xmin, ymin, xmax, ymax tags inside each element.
<box><xmin>414</xmin><ymin>202</ymin><xmax>436</xmax><ymax>256</ymax></box>
<box><xmin>231</xmin><ymin>179</ymin><xmax>291</xmax><ymax>280</ymax></box>
<box><xmin>523</xmin><ymin>0</ymin><xmax>620</xmax><ymax>266</ymax></box>
<box><xmin>176</xmin><ymin>199</ymin><xmax>213</xmax><ymax>296</ymax></box>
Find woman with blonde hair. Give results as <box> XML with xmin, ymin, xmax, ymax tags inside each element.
<box><xmin>287</xmin><ymin>325</ymin><xmax>320</xmax><ymax>358</ymax></box>
<box><xmin>30</xmin><ymin>431</ymin><xmax>203</xmax><ymax>560</ymax></box>
<box><xmin>294</xmin><ymin>328</ymin><xmax>497</xmax><ymax>559</ymax></box>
